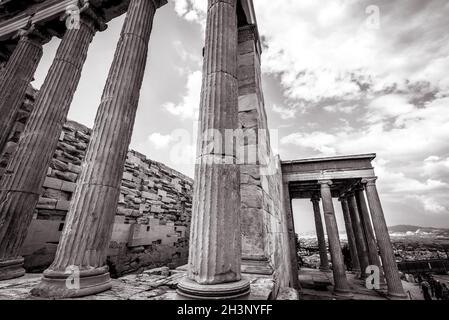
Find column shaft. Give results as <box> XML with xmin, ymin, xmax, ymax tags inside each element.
<box><xmin>362</xmin><ymin>178</ymin><xmax>406</xmax><ymax>298</ymax></box>
<box><xmin>0</xmin><ymin>15</ymin><xmax>98</xmax><ymax>281</ymax></box>
<box><xmin>284</xmin><ymin>185</ymin><xmax>300</xmax><ymax>289</ymax></box>
<box><xmin>311</xmin><ymin>197</ymin><xmax>329</xmax><ymax>271</ymax></box>
<box><xmin>32</xmin><ymin>0</ymin><xmax>164</xmax><ymax>298</ymax></box>
<box><xmin>340</xmin><ymin>197</ymin><xmax>360</xmax><ymax>273</ymax></box>
<box><xmin>347</xmin><ymin>193</ymin><xmax>370</xmax><ymax>276</ymax></box>
<box><xmin>319</xmin><ymin>181</ymin><xmax>352</xmax><ymax>297</ymax></box>
<box><xmin>177</xmin><ymin>0</ymin><xmax>250</xmax><ymax>299</ymax></box>
<box><xmin>355</xmin><ymin>188</ymin><xmax>380</xmax><ymax>267</ymax></box>
<box><xmin>0</xmin><ymin>30</ymin><xmax>45</xmax><ymax>156</ymax></box>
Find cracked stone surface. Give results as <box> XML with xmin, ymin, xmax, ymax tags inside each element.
<box><xmin>0</xmin><ymin>266</ymin><xmax>280</xmax><ymax>300</ymax></box>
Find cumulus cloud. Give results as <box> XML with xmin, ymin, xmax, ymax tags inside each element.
<box><xmin>272</xmin><ymin>104</ymin><xmax>297</xmax><ymax>119</ymax></box>
<box><xmin>148</xmin><ymin>133</ymin><xmax>175</xmax><ymax>149</ymax></box>
<box><xmin>163</xmin><ymin>70</ymin><xmax>202</xmax><ymax>120</ymax></box>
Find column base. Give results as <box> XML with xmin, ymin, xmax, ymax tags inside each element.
<box><xmin>333</xmin><ymin>288</ymin><xmax>354</xmax><ymax>298</ymax></box>
<box><xmin>177</xmin><ymin>277</ymin><xmax>250</xmax><ymax>300</ymax></box>
<box><xmin>0</xmin><ymin>257</ymin><xmax>25</xmax><ymax>281</ymax></box>
<box><xmin>387</xmin><ymin>291</ymin><xmax>408</xmax><ymax>300</ymax></box>
<box><xmin>241</xmin><ymin>256</ymin><xmax>273</xmax><ymax>275</ymax></box>
<box><xmin>319</xmin><ymin>266</ymin><xmax>330</xmax><ymax>272</ymax></box>
<box><xmin>31</xmin><ymin>266</ymin><xmax>111</xmax><ymax>298</ymax></box>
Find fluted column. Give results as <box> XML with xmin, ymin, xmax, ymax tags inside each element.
<box><xmin>339</xmin><ymin>196</ymin><xmax>360</xmax><ymax>273</ymax></box>
<box><xmin>355</xmin><ymin>186</ymin><xmax>386</xmax><ymax>287</ymax></box>
<box><xmin>0</xmin><ymin>26</ymin><xmax>49</xmax><ymax>157</ymax></box>
<box><xmin>284</xmin><ymin>183</ymin><xmax>300</xmax><ymax>289</ymax></box>
<box><xmin>362</xmin><ymin>178</ymin><xmax>406</xmax><ymax>298</ymax></box>
<box><xmin>0</xmin><ymin>10</ymin><xmax>104</xmax><ymax>282</ymax></box>
<box><xmin>311</xmin><ymin>195</ymin><xmax>329</xmax><ymax>271</ymax></box>
<box><xmin>355</xmin><ymin>187</ymin><xmax>380</xmax><ymax>267</ymax></box>
<box><xmin>319</xmin><ymin>180</ymin><xmax>352</xmax><ymax>297</ymax></box>
<box><xmin>178</xmin><ymin>0</ymin><xmax>249</xmax><ymax>299</ymax></box>
<box><xmin>347</xmin><ymin>192</ymin><xmax>370</xmax><ymax>278</ymax></box>
<box><xmin>31</xmin><ymin>0</ymin><xmax>166</xmax><ymax>298</ymax></box>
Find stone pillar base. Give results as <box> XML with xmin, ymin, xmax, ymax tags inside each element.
<box><xmin>241</xmin><ymin>256</ymin><xmax>273</xmax><ymax>275</ymax></box>
<box><xmin>387</xmin><ymin>292</ymin><xmax>408</xmax><ymax>300</ymax></box>
<box><xmin>319</xmin><ymin>265</ymin><xmax>331</xmax><ymax>272</ymax></box>
<box><xmin>333</xmin><ymin>287</ymin><xmax>354</xmax><ymax>298</ymax></box>
<box><xmin>31</xmin><ymin>266</ymin><xmax>111</xmax><ymax>298</ymax></box>
<box><xmin>0</xmin><ymin>257</ymin><xmax>25</xmax><ymax>281</ymax></box>
<box><xmin>177</xmin><ymin>277</ymin><xmax>250</xmax><ymax>300</ymax></box>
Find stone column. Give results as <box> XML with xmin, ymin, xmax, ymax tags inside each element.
<box><xmin>176</xmin><ymin>0</ymin><xmax>250</xmax><ymax>299</ymax></box>
<box><xmin>339</xmin><ymin>196</ymin><xmax>360</xmax><ymax>273</ymax></box>
<box><xmin>311</xmin><ymin>195</ymin><xmax>329</xmax><ymax>271</ymax></box>
<box><xmin>0</xmin><ymin>26</ymin><xmax>49</xmax><ymax>156</ymax></box>
<box><xmin>361</xmin><ymin>178</ymin><xmax>406</xmax><ymax>298</ymax></box>
<box><xmin>0</xmin><ymin>9</ymin><xmax>104</xmax><ymax>282</ymax></box>
<box><xmin>319</xmin><ymin>180</ymin><xmax>352</xmax><ymax>297</ymax></box>
<box><xmin>284</xmin><ymin>184</ymin><xmax>300</xmax><ymax>289</ymax></box>
<box><xmin>347</xmin><ymin>192</ymin><xmax>370</xmax><ymax>278</ymax></box>
<box><xmin>355</xmin><ymin>187</ymin><xmax>380</xmax><ymax>266</ymax></box>
<box><xmin>31</xmin><ymin>0</ymin><xmax>166</xmax><ymax>298</ymax></box>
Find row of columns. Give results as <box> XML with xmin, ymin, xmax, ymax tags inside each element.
<box><xmin>0</xmin><ymin>0</ymin><xmax>248</xmax><ymax>300</ymax></box>
<box><xmin>308</xmin><ymin>179</ymin><xmax>405</xmax><ymax>298</ymax></box>
<box><xmin>0</xmin><ymin>0</ymin><xmax>167</xmax><ymax>298</ymax></box>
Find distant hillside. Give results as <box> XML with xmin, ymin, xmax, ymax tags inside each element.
<box><xmin>388</xmin><ymin>225</ymin><xmax>449</xmax><ymax>239</ymax></box>
<box><xmin>388</xmin><ymin>225</ymin><xmax>449</xmax><ymax>233</ymax></box>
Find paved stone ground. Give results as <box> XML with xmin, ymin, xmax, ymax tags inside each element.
<box><xmin>0</xmin><ymin>266</ymin><xmax>279</xmax><ymax>300</ymax></box>
<box><xmin>298</xmin><ymin>268</ymin><xmax>423</xmax><ymax>300</ymax></box>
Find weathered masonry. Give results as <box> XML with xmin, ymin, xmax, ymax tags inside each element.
<box><xmin>0</xmin><ymin>88</ymin><xmax>192</xmax><ymax>276</ymax></box>
<box><xmin>0</xmin><ymin>0</ymin><xmax>405</xmax><ymax>300</ymax></box>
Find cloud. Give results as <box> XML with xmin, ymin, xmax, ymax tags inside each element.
<box><xmin>272</xmin><ymin>104</ymin><xmax>297</xmax><ymax>119</ymax></box>
<box><xmin>366</xmin><ymin>94</ymin><xmax>415</xmax><ymax>123</ymax></box>
<box><xmin>148</xmin><ymin>133</ymin><xmax>175</xmax><ymax>149</ymax></box>
<box><xmin>163</xmin><ymin>70</ymin><xmax>202</xmax><ymax>120</ymax></box>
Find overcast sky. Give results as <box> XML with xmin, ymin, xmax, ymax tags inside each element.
<box><xmin>32</xmin><ymin>0</ymin><xmax>449</xmax><ymax>233</ymax></box>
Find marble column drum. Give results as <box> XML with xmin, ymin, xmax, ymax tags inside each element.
<box><xmin>311</xmin><ymin>195</ymin><xmax>330</xmax><ymax>271</ymax></box>
<box><xmin>355</xmin><ymin>186</ymin><xmax>386</xmax><ymax>286</ymax></box>
<box><xmin>0</xmin><ymin>12</ymin><xmax>102</xmax><ymax>282</ymax></box>
<box><xmin>0</xmin><ymin>27</ymin><xmax>48</xmax><ymax>157</ymax></box>
<box><xmin>355</xmin><ymin>187</ymin><xmax>380</xmax><ymax>267</ymax></box>
<box><xmin>177</xmin><ymin>0</ymin><xmax>250</xmax><ymax>299</ymax></box>
<box><xmin>319</xmin><ymin>180</ymin><xmax>352</xmax><ymax>297</ymax></box>
<box><xmin>31</xmin><ymin>0</ymin><xmax>166</xmax><ymax>298</ymax></box>
<box><xmin>362</xmin><ymin>178</ymin><xmax>406</xmax><ymax>298</ymax></box>
<box><xmin>284</xmin><ymin>184</ymin><xmax>300</xmax><ymax>289</ymax></box>
<box><xmin>347</xmin><ymin>192</ymin><xmax>370</xmax><ymax>278</ymax></box>
<box><xmin>339</xmin><ymin>196</ymin><xmax>361</xmax><ymax>273</ymax></box>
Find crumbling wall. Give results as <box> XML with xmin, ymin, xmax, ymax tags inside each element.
<box><xmin>1</xmin><ymin>91</ymin><xmax>193</xmax><ymax>276</ymax></box>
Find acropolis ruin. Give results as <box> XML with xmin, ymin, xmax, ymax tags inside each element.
<box><xmin>0</xmin><ymin>0</ymin><xmax>406</xmax><ymax>300</ymax></box>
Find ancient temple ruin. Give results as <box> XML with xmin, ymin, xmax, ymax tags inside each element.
<box><xmin>0</xmin><ymin>0</ymin><xmax>406</xmax><ymax>300</ymax></box>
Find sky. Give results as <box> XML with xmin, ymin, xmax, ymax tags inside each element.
<box><xmin>31</xmin><ymin>0</ymin><xmax>449</xmax><ymax>233</ymax></box>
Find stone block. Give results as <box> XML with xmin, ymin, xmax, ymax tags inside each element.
<box><xmin>55</xmin><ymin>200</ymin><xmax>71</xmax><ymax>211</ymax></box>
<box><xmin>238</xmin><ymin>94</ymin><xmax>258</xmax><ymax>112</ymax></box>
<box><xmin>43</xmin><ymin>177</ymin><xmax>63</xmax><ymax>190</ymax></box>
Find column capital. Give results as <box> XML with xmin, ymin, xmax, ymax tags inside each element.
<box><xmin>60</xmin><ymin>1</ymin><xmax>108</xmax><ymax>33</ymax></box>
<box><xmin>361</xmin><ymin>177</ymin><xmax>378</xmax><ymax>186</ymax></box>
<box><xmin>338</xmin><ymin>194</ymin><xmax>348</xmax><ymax>202</ymax></box>
<box><xmin>151</xmin><ymin>0</ymin><xmax>169</xmax><ymax>9</ymax></box>
<box><xmin>318</xmin><ymin>179</ymin><xmax>332</xmax><ymax>186</ymax></box>
<box><xmin>14</xmin><ymin>23</ymin><xmax>52</xmax><ymax>45</ymax></box>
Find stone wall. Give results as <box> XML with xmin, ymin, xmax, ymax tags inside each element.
<box><xmin>237</xmin><ymin>25</ymin><xmax>293</xmax><ymax>294</ymax></box>
<box><xmin>1</xmin><ymin>90</ymin><xmax>193</xmax><ymax>277</ymax></box>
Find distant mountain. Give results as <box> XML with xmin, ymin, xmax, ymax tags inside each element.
<box><xmin>388</xmin><ymin>225</ymin><xmax>447</xmax><ymax>233</ymax></box>
<box><xmin>388</xmin><ymin>225</ymin><xmax>449</xmax><ymax>239</ymax></box>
